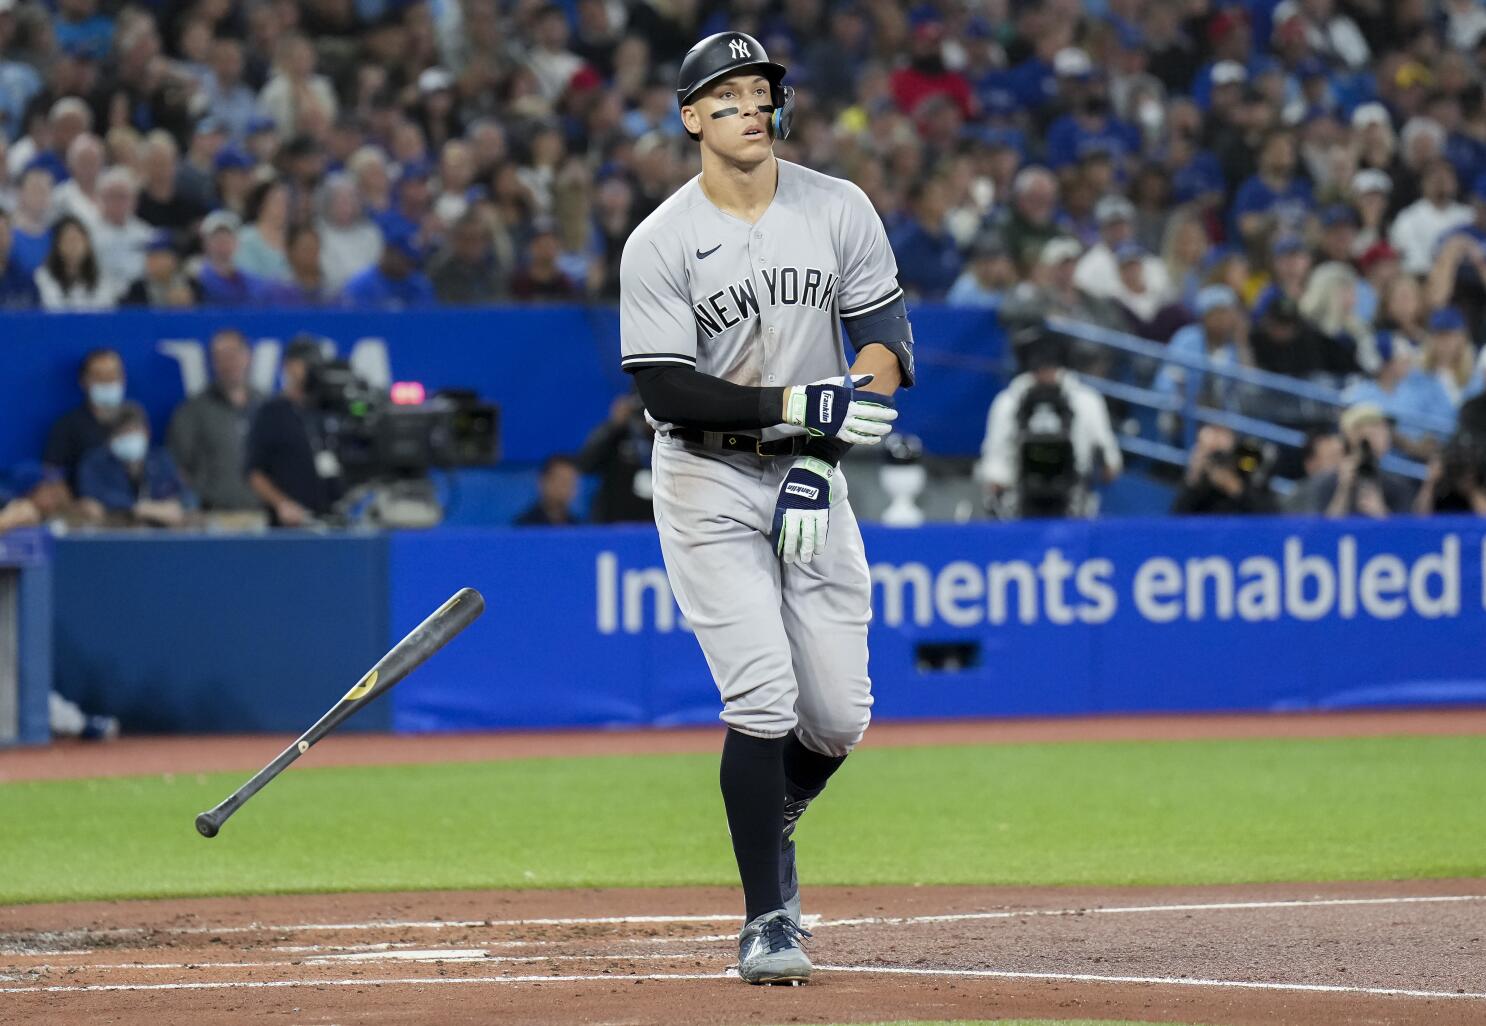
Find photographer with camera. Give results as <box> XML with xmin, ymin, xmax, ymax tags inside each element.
<box><xmin>1415</xmin><ymin>390</ymin><xmax>1486</xmax><ymax>514</ymax></box>
<box><xmin>976</xmin><ymin>328</ymin><xmax>1122</xmax><ymax>519</ymax></box>
<box><xmin>1288</xmin><ymin>403</ymin><xmax>1414</xmax><ymax>518</ymax></box>
<box><xmin>1171</xmin><ymin>425</ymin><xmax>1277</xmax><ymax>515</ymax></box>
<box><xmin>245</xmin><ymin>339</ymin><xmax>343</xmax><ymax>527</ymax></box>
<box><xmin>1415</xmin><ymin>432</ymin><xmax>1486</xmax><ymax>515</ymax></box>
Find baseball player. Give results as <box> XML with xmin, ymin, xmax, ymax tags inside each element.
<box><xmin>618</xmin><ymin>32</ymin><xmax>916</xmax><ymax>985</ymax></box>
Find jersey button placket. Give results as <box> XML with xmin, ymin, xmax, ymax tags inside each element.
<box><xmin>751</xmin><ymin>229</ymin><xmax>775</xmax><ymax>381</ymax></box>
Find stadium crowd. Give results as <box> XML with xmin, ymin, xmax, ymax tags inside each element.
<box><xmin>2</xmin><ymin>0</ymin><xmax>1486</xmax><ymax>522</ymax></box>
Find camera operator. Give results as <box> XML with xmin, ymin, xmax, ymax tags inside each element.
<box><xmin>976</xmin><ymin>329</ymin><xmax>1122</xmax><ymax>518</ymax></box>
<box><xmin>577</xmin><ymin>393</ymin><xmax>654</xmax><ymax>523</ymax></box>
<box><xmin>246</xmin><ymin>339</ymin><xmax>343</xmax><ymax>526</ymax></box>
<box><xmin>1415</xmin><ymin>430</ymin><xmax>1486</xmax><ymax>514</ymax></box>
<box><xmin>1171</xmin><ymin>425</ymin><xmax>1277</xmax><ymax>514</ymax></box>
<box><xmin>1288</xmin><ymin>403</ymin><xmax>1415</xmax><ymax>518</ymax></box>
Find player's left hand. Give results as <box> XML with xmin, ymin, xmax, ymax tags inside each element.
<box><xmin>784</xmin><ymin>375</ymin><xmax>898</xmax><ymax>445</ymax></box>
<box><xmin>770</xmin><ymin>456</ymin><xmax>835</xmax><ymax>565</ymax></box>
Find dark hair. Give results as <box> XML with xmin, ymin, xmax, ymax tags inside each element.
<box><xmin>110</xmin><ymin>401</ymin><xmax>149</xmax><ymax>434</ymax></box>
<box><xmin>540</xmin><ymin>453</ymin><xmax>577</xmax><ymax>476</ymax></box>
<box><xmin>79</xmin><ymin>347</ymin><xmax>121</xmax><ymax>381</ymax></box>
<box><xmin>45</xmin><ymin>215</ymin><xmax>99</xmax><ymax>291</ymax></box>
<box><xmin>244</xmin><ymin>179</ymin><xmax>287</xmax><ymax>224</ymax></box>
<box><xmin>211</xmin><ymin>327</ymin><xmax>248</xmax><ymax>349</ymax></box>
<box><xmin>283</xmin><ymin>336</ymin><xmax>323</xmax><ymax>366</ymax></box>
<box><xmin>1301</xmin><ymin>426</ymin><xmax>1340</xmax><ymax>464</ymax></box>
<box><xmin>287</xmin><ymin>223</ymin><xmax>320</xmax><ymax>251</ymax></box>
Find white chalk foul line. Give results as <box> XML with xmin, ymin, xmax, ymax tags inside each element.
<box><xmin>31</xmin><ymin>952</ymin><xmax>706</xmax><ymax>971</ymax></box>
<box><xmin>3</xmin><ymin>964</ymin><xmax>1484</xmax><ymax>1001</ymax></box>
<box><xmin>816</xmin><ymin>965</ymin><xmax>1486</xmax><ymax>1001</ymax></box>
<box><xmin>0</xmin><ymin>971</ymin><xmax>735</xmax><ymax>993</ymax></box>
<box><xmin>99</xmin><ymin>894</ymin><xmax>1486</xmax><ymax>938</ymax></box>
<box><xmin>816</xmin><ymin>893</ymin><xmax>1486</xmax><ymax>928</ymax></box>
<box><xmin>145</xmin><ymin>913</ymin><xmax>741</xmax><ymax>936</ymax></box>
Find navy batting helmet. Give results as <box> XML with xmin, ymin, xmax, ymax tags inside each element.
<box><xmin>675</xmin><ymin>32</ymin><xmax>795</xmax><ymax>141</ymax></box>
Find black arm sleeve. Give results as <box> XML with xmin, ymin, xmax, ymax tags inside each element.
<box><xmin>631</xmin><ymin>366</ymin><xmax>787</xmax><ymax>431</ymax></box>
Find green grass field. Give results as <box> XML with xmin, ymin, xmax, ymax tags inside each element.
<box><xmin>4</xmin><ymin>734</ymin><xmax>1485</xmax><ymax>905</ymax></box>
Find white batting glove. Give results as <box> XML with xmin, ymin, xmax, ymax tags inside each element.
<box><xmin>770</xmin><ymin>456</ymin><xmax>835</xmax><ymax>565</ymax></box>
<box><xmin>783</xmin><ymin>373</ymin><xmax>898</xmax><ymax>446</ymax></box>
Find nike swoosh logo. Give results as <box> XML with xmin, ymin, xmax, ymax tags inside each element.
<box><xmin>696</xmin><ymin>244</ymin><xmax>721</xmax><ymax>259</ymax></box>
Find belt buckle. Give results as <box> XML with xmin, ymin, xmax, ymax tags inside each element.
<box><xmin>755</xmin><ymin>437</ymin><xmax>769</xmax><ymax>457</ymax></box>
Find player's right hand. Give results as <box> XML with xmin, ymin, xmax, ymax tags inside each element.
<box><xmin>783</xmin><ymin>374</ymin><xmax>898</xmax><ymax>445</ymax></box>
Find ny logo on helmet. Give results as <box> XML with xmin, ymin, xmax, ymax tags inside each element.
<box><xmin>729</xmin><ymin>37</ymin><xmax>751</xmax><ymax>59</ymax></box>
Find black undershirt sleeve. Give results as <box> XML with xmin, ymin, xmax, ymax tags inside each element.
<box><xmin>631</xmin><ymin>366</ymin><xmax>787</xmax><ymax>431</ymax></box>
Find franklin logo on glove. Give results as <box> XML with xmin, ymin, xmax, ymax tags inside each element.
<box><xmin>783</xmin><ymin>374</ymin><xmax>897</xmax><ymax>444</ymax></box>
<box><xmin>785</xmin><ymin>483</ymin><xmax>819</xmax><ymax>500</ymax></box>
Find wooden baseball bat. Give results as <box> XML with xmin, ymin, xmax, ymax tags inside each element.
<box><xmin>194</xmin><ymin>587</ymin><xmax>485</xmax><ymax>838</ymax></box>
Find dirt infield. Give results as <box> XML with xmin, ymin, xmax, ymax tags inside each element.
<box><xmin>5</xmin><ymin>710</ymin><xmax>1486</xmax><ymax>1025</ymax></box>
<box><xmin>7</xmin><ymin>707</ymin><xmax>1486</xmax><ymax>782</ymax></box>
<box><xmin>2</xmin><ymin>880</ymin><xmax>1485</xmax><ymax>1025</ymax></box>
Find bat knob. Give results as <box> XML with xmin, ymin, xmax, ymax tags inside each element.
<box><xmin>195</xmin><ymin>812</ymin><xmax>221</xmax><ymax>838</ymax></box>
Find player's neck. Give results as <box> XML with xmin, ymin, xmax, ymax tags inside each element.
<box><xmin>698</xmin><ymin>150</ymin><xmax>778</xmax><ymax>224</ymax></box>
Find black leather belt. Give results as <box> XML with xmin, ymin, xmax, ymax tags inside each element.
<box><xmin>667</xmin><ymin>428</ymin><xmax>806</xmax><ymax>458</ymax></box>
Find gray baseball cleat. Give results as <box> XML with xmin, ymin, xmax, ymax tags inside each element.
<box><xmin>737</xmin><ymin>909</ymin><xmax>813</xmax><ymax>985</ymax></box>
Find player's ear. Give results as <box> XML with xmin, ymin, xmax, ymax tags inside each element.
<box><xmin>681</xmin><ymin>104</ymin><xmax>702</xmax><ymax>138</ymax></box>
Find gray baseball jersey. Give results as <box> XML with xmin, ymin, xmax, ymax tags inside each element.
<box><xmin>618</xmin><ymin>158</ymin><xmax>902</xmax><ymax>752</ymax></box>
<box><xmin>620</xmin><ymin>158</ymin><xmax>903</xmax><ymax>438</ymax></box>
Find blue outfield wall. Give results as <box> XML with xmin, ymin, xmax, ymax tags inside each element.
<box><xmin>52</xmin><ymin>533</ymin><xmax>390</xmax><ymax>734</ymax></box>
<box><xmin>388</xmin><ymin>517</ymin><xmax>1486</xmax><ymax>732</ymax></box>
<box><xmin>0</xmin><ymin>305</ymin><xmax>1001</xmax><ymax>468</ymax></box>
<box><xmin>49</xmin><ymin>516</ymin><xmax>1484</xmax><ymax>735</ymax></box>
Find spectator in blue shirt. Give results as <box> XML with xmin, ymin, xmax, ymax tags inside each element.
<box><xmin>75</xmin><ymin>402</ymin><xmax>195</xmax><ymax>527</ymax></box>
<box><xmin>1044</xmin><ymin>79</ymin><xmax>1139</xmax><ymax>173</ymax></box>
<box><xmin>340</xmin><ymin>227</ymin><xmax>435</xmax><ymax>308</ymax></box>
<box><xmin>203</xmin><ymin>38</ymin><xmax>261</xmax><ymax>142</ymax></box>
<box><xmin>194</xmin><ymin>209</ymin><xmax>274</xmax><ymax>306</ymax></box>
<box><xmin>53</xmin><ymin>0</ymin><xmax>115</xmax><ymax>61</ymax></box>
<box><xmin>1157</xmin><ymin>285</ymin><xmax>1251</xmax><ymax>404</ymax></box>
<box><xmin>1252</xmin><ymin>235</ymin><xmax>1314</xmax><ymax>319</ymax></box>
<box><xmin>0</xmin><ymin>12</ymin><xmax>42</xmax><ymax>143</ymax></box>
<box><xmin>1232</xmin><ymin>130</ymin><xmax>1314</xmax><ymax>247</ymax></box>
<box><xmin>946</xmin><ymin>234</ymin><xmax>1018</xmax><ymax>308</ymax></box>
<box><xmin>373</xmin><ymin>164</ymin><xmax>432</xmax><ymax>245</ymax></box>
<box><xmin>0</xmin><ymin>207</ymin><xmax>37</xmax><ymax>308</ymax></box>
<box><xmin>1343</xmin><ymin>332</ymin><xmax>1456</xmax><ymax>456</ymax></box>
<box><xmin>9</xmin><ymin>165</ymin><xmax>54</xmax><ymax>275</ymax></box>
<box><xmin>889</xmin><ymin>177</ymin><xmax>962</xmax><ymax>300</ymax></box>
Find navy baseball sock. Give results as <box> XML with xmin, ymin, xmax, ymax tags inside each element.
<box><xmin>719</xmin><ymin>728</ymin><xmax>787</xmax><ymax>923</ymax></box>
<box><xmin>782</xmin><ymin>734</ymin><xmax>845</xmax><ymax>838</ymax></box>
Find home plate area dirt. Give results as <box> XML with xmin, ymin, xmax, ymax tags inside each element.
<box><xmin>2</xmin><ymin>880</ymin><xmax>1484</xmax><ymax>1026</ymax></box>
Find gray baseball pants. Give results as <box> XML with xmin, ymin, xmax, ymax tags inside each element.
<box><xmin>650</xmin><ymin>434</ymin><xmax>874</xmax><ymax>757</ymax></box>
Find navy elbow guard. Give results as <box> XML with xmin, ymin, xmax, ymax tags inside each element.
<box><xmin>842</xmin><ymin>292</ymin><xmax>915</xmax><ymax>387</ymax></box>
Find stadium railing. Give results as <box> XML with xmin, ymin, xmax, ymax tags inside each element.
<box><xmin>1046</xmin><ymin>315</ymin><xmax>1455</xmax><ymax>491</ymax></box>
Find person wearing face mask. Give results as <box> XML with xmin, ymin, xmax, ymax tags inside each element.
<box><xmin>75</xmin><ymin>402</ymin><xmax>195</xmax><ymax>528</ymax></box>
<box><xmin>44</xmin><ymin>348</ymin><xmax>128</xmax><ymax>490</ymax></box>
